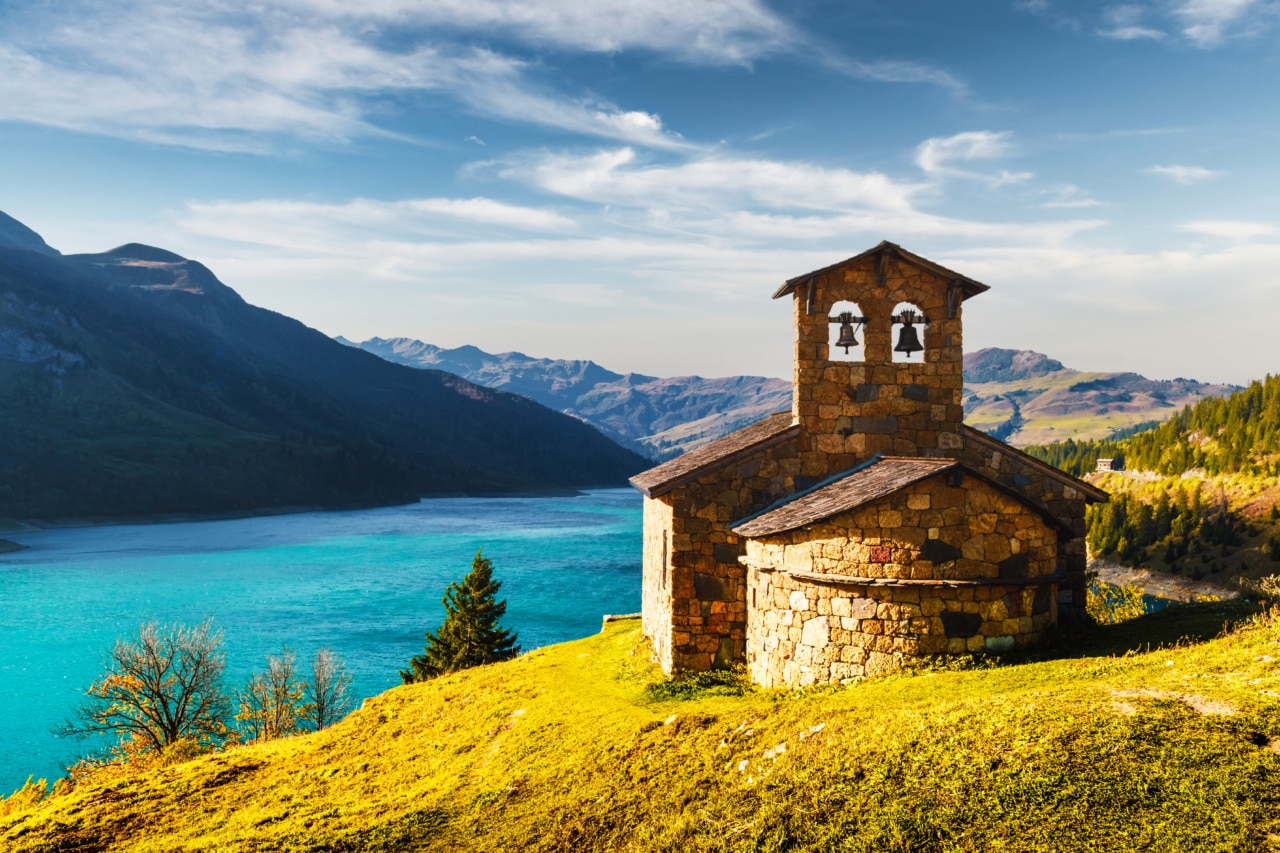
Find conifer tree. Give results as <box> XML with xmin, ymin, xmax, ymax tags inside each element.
<box><xmin>401</xmin><ymin>550</ymin><xmax>520</xmax><ymax>683</ymax></box>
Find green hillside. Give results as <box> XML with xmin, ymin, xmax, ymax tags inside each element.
<box><xmin>961</xmin><ymin>348</ymin><xmax>1234</xmax><ymax>448</ymax></box>
<box><xmin>1023</xmin><ymin>375</ymin><xmax>1280</xmax><ymax>588</ymax></box>
<box><xmin>4</xmin><ymin>614</ymin><xmax>1279</xmax><ymax>852</ymax></box>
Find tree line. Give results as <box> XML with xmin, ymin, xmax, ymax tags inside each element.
<box><xmin>1024</xmin><ymin>374</ymin><xmax>1280</xmax><ymax>477</ymax></box>
<box><xmin>1083</xmin><ymin>481</ymin><xmax>1263</xmax><ymax>572</ymax></box>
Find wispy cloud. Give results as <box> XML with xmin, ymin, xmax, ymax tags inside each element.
<box><xmin>281</xmin><ymin>0</ymin><xmax>800</xmax><ymax>64</ymax></box>
<box><xmin>1147</xmin><ymin>163</ymin><xmax>1222</xmax><ymax>184</ymax></box>
<box><xmin>0</xmin><ymin>1</ymin><xmax>754</xmax><ymax>151</ymax></box>
<box><xmin>180</xmin><ymin>197</ymin><xmax>578</xmax><ymax>251</ymax></box>
<box><xmin>1025</xmin><ymin>0</ymin><xmax>1268</xmax><ymax>47</ymax></box>
<box><xmin>1098</xmin><ymin>5</ymin><xmax>1167</xmax><ymax>39</ymax></box>
<box><xmin>1179</xmin><ymin>219</ymin><xmax>1278</xmax><ymax>240</ymax></box>
<box><xmin>500</xmin><ymin>147</ymin><xmax>923</xmax><ymax>214</ymax></box>
<box><xmin>1040</xmin><ymin>184</ymin><xmax>1103</xmax><ymax>208</ymax></box>
<box><xmin>913</xmin><ymin>131</ymin><xmax>1033</xmax><ymax>186</ymax></box>
<box><xmin>0</xmin><ymin>0</ymin><xmax>964</xmax><ymax>151</ymax></box>
<box><xmin>1176</xmin><ymin>0</ymin><xmax>1261</xmax><ymax>46</ymax></box>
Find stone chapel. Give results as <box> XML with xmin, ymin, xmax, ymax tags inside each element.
<box><xmin>629</xmin><ymin>242</ymin><xmax>1108</xmax><ymax>687</ymax></box>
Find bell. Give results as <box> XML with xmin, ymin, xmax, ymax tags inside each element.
<box><xmin>835</xmin><ymin>320</ymin><xmax>859</xmax><ymax>353</ymax></box>
<box><xmin>894</xmin><ymin>321</ymin><xmax>924</xmax><ymax>357</ymax></box>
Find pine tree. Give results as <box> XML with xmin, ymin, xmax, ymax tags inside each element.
<box><xmin>401</xmin><ymin>550</ymin><xmax>520</xmax><ymax>683</ymax></box>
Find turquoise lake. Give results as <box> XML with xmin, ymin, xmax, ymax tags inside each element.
<box><xmin>0</xmin><ymin>488</ymin><xmax>642</xmax><ymax>791</ymax></box>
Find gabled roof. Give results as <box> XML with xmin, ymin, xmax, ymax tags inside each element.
<box><xmin>731</xmin><ymin>455</ymin><xmax>1077</xmax><ymax>538</ymax></box>
<box><xmin>732</xmin><ymin>456</ymin><xmax>957</xmax><ymax>537</ymax></box>
<box><xmin>772</xmin><ymin>241</ymin><xmax>990</xmax><ymax>302</ymax></box>
<box><xmin>962</xmin><ymin>425</ymin><xmax>1109</xmax><ymax>503</ymax></box>
<box><xmin>630</xmin><ymin>411</ymin><xmax>800</xmax><ymax>498</ymax></box>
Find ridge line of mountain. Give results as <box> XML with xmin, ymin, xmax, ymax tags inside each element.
<box><xmin>0</xmin><ymin>211</ymin><xmax>647</xmax><ymax>522</ymax></box>
<box><xmin>344</xmin><ymin>336</ymin><xmax>1239</xmax><ymax>456</ymax></box>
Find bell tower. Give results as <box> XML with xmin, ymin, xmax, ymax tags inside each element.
<box><xmin>773</xmin><ymin>242</ymin><xmax>988</xmax><ymax>479</ymax></box>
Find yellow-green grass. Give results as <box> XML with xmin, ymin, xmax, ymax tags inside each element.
<box><xmin>4</xmin><ymin>609</ymin><xmax>1280</xmax><ymax>853</ymax></box>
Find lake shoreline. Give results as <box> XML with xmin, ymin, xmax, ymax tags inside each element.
<box><xmin>0</xmin><ymin>486</ymin><xmax>605</xmax><ymax>539</ymax></box>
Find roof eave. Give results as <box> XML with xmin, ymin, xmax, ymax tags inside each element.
<box><xmin>772</xmin><ymin>241</ymin><xmax>990</xmax><ymax>302</ymax></box>
<box><xmin>629</xmin><ymin>424</ymin><xmax>801</xmax><ymax>499</ymax></box>
<box><xmin>961</xmin><ymin>425</ymin><xmax>1110</xmax><ymax>504</ymax></box>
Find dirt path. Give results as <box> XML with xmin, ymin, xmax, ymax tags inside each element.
<box><xmin>1089</xmin><ymin>556</ymin><xmax>1239</xmax><ymax>602</ymax></box>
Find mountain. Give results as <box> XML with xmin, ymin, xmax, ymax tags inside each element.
<box><xmin>0</xmin><ymin>211</ymin><xmax>60</xmax><ymax>258</ymax></box>
<box><xmin>346</xmin><ymin>338</ymin><xmax>1233</xmax><ymax>455</ymax></box>
<box><xmin>345</xmin><ymin>337</ymin><xmax>792</xmax><ymax>459</ymax></box>
<box><xmin>960</xmin><ymin>348</ymin><xmax>1237</xmax><ymax>446</ymax></box>
<box><xmin>0</xmin><ymin>213</ymin><xmax>645</xmax><ymax>521</ymax></box>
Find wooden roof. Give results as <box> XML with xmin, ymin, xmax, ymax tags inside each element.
<box><xmin>772</xmin><ymin>241</ymin><xmax>990</xmax><ymax>301</ymax></box>
<box><xmin>962</xmin><ymin>425</ymin><xmax>1109</xmax><ymax>503</ymax></box>
<box><xmin>630</xmin><ymin>411</ymin><xmax>799</xmax><ymax>498</ymax></box>
<box><xmin>732</xmin><ymin>456</ymin><xmax>957</xmax><ymax>537</ymax></box>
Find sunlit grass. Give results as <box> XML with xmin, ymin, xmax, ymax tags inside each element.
<box><xmin>3</xmin><ymin>605</ymin><xmax>1279</xmax><ymax>852</ymax></box>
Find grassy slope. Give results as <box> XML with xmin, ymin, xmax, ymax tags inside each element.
<box><xmin>4</xmin><ymin>612</ymin><xmax>1280</xmax><ymax>853</ymax></box>
<box><xmin>964</xmin><ymin>371</ymin><xmax>1225</xmax><ymax>447</ymax></box>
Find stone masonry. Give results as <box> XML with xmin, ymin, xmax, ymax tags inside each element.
<box><xmin>740</xmin><ymin>472</ymin><xmax>1061</xmax><ymax>687</ymax></box>
<box><xmin>630</xmin><ymin>241</ymin><xmax>1107</xmax><ymax>685</ymax></box>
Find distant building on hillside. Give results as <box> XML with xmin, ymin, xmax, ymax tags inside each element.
<box><xmin>1096</xmin><ymin>458</ymin><xmax>1116</xmax><ymax>472</ymax></box>
<box><xmin>629</xmin><ymin>242</ymin><xmax>1108</xmax><ymax>687</ymax></box>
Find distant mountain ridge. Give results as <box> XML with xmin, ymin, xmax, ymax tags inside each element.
<box><xmin>0</xmin><ymin>212</ymin><xmax>645</xmax><ymax>521</ymax></box>
<box><xmin>344</xmin><ymin>336</ymin><xmax>792</xmax><ymax>459</ymax></box>
<box><xmin>960</xmin><ymin>347</ymin><xmax>1237</xmax><ymax>446</ymax></box>
<box><xmin>346</xmin><ymin>338</ymin><xmax>1236</xmax><ymax>454</ymax></box>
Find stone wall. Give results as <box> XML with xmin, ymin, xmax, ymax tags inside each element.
<box><xmin>641</xmin><ymin>437</ymin><xmax>802</xmax><ymax>673</ymax></box>
<box><xmin>792</xmin><ymin>253</ymin><xmax>965</xmax><ymax>477</ymax></box>
<box><xmin>743</xmin><ymin>473</ymin><xmax>1060</xmax><ymax>687</ymax></box>
<box><xmin>640</xmin><ymin>496</ymin><xmax>676</xmax><ymax>672</ymax></box>
<box><xmin>957</xmin><ymin>430</ymin><xmax>1091</xmax><ymax>621</ymax></box>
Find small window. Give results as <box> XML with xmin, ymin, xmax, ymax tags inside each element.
<box><xmin>890</xmin><ymin>302</ymin><xmax>929</xmax><ymax>363</ymax></box>
<box><xmin>828</xmin><ymin>300</ymin><xmax>866</xmax><ymax>362</ymax></box>
<box><xmin>661</xmin><ymin>530</ymin><xmax>670</xmax><ymax>590</ymax></box>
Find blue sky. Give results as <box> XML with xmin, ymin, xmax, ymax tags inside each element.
<box><xmin>0</xmin><ymin>0</ymin><xmax>1277</xmax><ymax>384</ymax></box>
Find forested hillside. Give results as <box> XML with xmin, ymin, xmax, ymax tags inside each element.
<box><xmin>1025</xmin><ymin>374</ymin><xmax>1280</xmax><ymax>478</ymax></box>
<box><xmin>0</xmin><ymin>213</ymin><xmax>646</xmax><ymax>521</ymax></box>
<box><xmin>1025</xmin><ymin>375</ymin><xmax>1280</xmax><ymax>584</ymax></box>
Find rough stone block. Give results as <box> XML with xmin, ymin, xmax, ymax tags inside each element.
<box><xmin>850</xmin><ymin>597</ymin><xmax>878</xmax><ymax>619</ymax></box>
<box><xmin>802</xmin><ymin>615</ymin><xmax>830</xmax><ymax>648</ymax></box>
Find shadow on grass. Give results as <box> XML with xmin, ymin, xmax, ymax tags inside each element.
<box><xmin>1068</xmin><ymin>598</ymin><xmax>1263</xmax><ymax>657</ymax></box>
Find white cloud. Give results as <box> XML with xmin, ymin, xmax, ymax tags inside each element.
<box><xmin>1099</xmin><ymin>24</ymin><xmax>1167</xmax><ymax>39</ymax></box>
<box><xmin>1176</xmin><ymin>0</ymin><xmax>1261</xmax><ymax>46</ymax></box>
<box><xmin>501</xmin><ymin>147</ymin><xmax>923</xmax><ymax>214</ymax></box>
<box><xmin>1040</xmin><ymin>184</ymin><xmax>1102</xmax><ymax>208</ymax></box>
<box><xmin>179</xmin><ymin>197</ymin><xmax>577</xmax><ymax>251</ymax></box>
<box><xmin>916</xmin><ymin>131</ymin><xmax>1012</xmax><ymax>174</ymax></box>
<box><xmin>0</xmin><ymin>2</ymin><xmax>706</xmax><ymax>150</ymax></box>
<box><xmin>1179</xmin><ymin>220</ymin><xmax>1279</xmax><ymax>240</ymax></box>
<box><xmin>280</xmin><ymin>0</ymin><xmax>799</xmax><ymax>64</ymax></box>
<box><xmin>0</xmin><ymin>0</ymin><xmax>963</xmax><ymax>151</ymax></box>
<box><xmin>1097</xmin><ymin>4</ymin><xmax>1167</xmax><ymax>39</ymax></box>
<box><xmin>914</xmin><ymin>131</ymin><xmax>1030</xmax><ymax>186</ymax></box>
<box><xmin>1147</xmin><ymin>164</ymin><xmax>1222</xmax><ymax>184</ymax></box>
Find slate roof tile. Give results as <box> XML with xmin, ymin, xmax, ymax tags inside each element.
<box><xmin>630</xmin><ymin>411</ymin><xmax>798</xmax><ymax>497</ymax></box>
<box><xmin>732</xmin><ymin>456</ymin><xmax>957</xmax><ymax>537</ymax></box>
